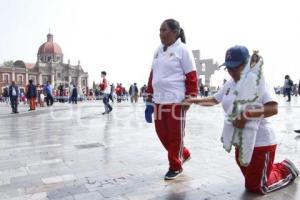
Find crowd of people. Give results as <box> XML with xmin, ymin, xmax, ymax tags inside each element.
<box><xmin>0</xmin><ymin>77</ymin><xmax>151</xmax><ymax>114</ymax></box>
<box><xmin>1</xmin><ymin>74</ymin><xmax>299</xmax><ymax>114</ymax></box>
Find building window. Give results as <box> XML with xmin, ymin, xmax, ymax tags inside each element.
<box><xmin>42</xmin><ymin>76</ymin><xmax>48</xmax><ymax>84</ymax></box>
<box><xmin>47</xmin><ymin>56</ymin><xmax>51</xmax><ymax>62</ymax></box>
<box><xmin>3</xmin><ymin>74</ymin><xmax>10</xmax><ymax>83</ymax></box>
<box><xmin>17</xmin><ymin>75</ymin><xmax>24</xmax><ymax>84</ymax></box>
<box><xmin>64</xmin><ymin>77</ymin><xmax>69</xmax><ymax>86</ymax></box>
<box><xmin>201</xmin><ymin>63</ymin><xmax>206</xmax><ymax>72</ymax></box>
<box><xmin>82</xmin><ymin>79</ymin><xmax>86</xmax><ymax>86</ymax></box>
<box><xmin>57</xmin><ymin>72</ymin><xmax>61</xmax><ymax>79</ymax></box>
<box><xmin>72</xmin><ymin>78</ymin><xmax>77</xmax><ymax>85</ymax></box>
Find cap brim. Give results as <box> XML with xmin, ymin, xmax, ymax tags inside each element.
<box><xmin>224</xmin><ymin>61</ymin><xmax>243</xmax><ymax>68</ymax></box>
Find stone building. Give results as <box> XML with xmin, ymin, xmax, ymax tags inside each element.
<box><xmin>192</xmin><ymin>50</ymin><xmax>219</xmax><ymax>86</ymax></box>
<box><xmin>0</xmin><ymin>33</ymin><xmax>88</xmax><ymax>95</ymax></box>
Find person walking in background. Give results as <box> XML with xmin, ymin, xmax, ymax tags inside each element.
<box><xmin>298</xmin><ymin>80</ymin><xmax>300</xmax><ymax>96</ymax></box>
<box><xmin>199</xmin><ymin>82</ymin><xmax>204</xmax><ymax>97</ymax></box>
<box><xmin>109</xmin><ymin>83</ymin><xmax>115</xmax><ymax>103</ymax></box>
<box><xmin>44</xmin><ymin>81</ymin><xmax>54</xmax><ymax>106</ymax></box>
<box><xmin>204</xmin><ymin>85</ymin><xmax>209</xmax><ymax>96</ymax></box>
<box><xmin>26</xmin><ymin>79</ymin><xmax>37</xmax><ymax>111</ymax></box>
<box><xmin>40</xmin><ymin>92</ymin><xmax>45</xmax><ymax>107</ymax></box>
<box><xmin>292</xmin><ymin>83</ymin><xmax>298</xmax><ymax>97</ymax></box>
<box><xmin>99</xmin><ymin>71</ymin><xmax>112</xmax><ymax>114</ymax></box>
<box><xmin>20</xmin><ymin>92</ymin><xmax>26</xmax><ymax>105</ymax></box>
<box><xmin>115</xmin><ymin>83</ymin><xmax>123</xmax><ymax>103</ymax></box>
<box><xmin>58</xmin><ymin>84</ymin><xmax>64</xmax><ymax>103</ymax></box>
<box><xmin>71</xmin><ymin>84</ymin><xmax>78</xmax><ymax>104</ymax></box>
<box><xmin>129</xmin><ymin>83</ymin><xmax>139</xmax><ymax>103</ymax></box>
<box><xmin>9</xmin><ymin>81</ymin><xmax>19</xmax><ymax>114</ymax></box>
<box><xmin>145</xmin><ymin>19</ymin><xmax>198</xmax><ymax>180</ymax></box>
<box><xmin>284</xmin><ymin>75</ymin><xmax>293</xmax><ymax>102</ymax></box>
<box><xmin>140</xmin><ymin>84</ymin><xmax>147</xmax><ymax>102</ymax></box>
<box><xmin>68</xmin><ymin>82</ymin><xmax>73</xmax><ymax>103</ymax></box>
<box><xmin>294</xmin><ymin>81</ymin><xmax>300</xmax><ymax>133</ymax></box>
<box><xmin>3</xmin><ymin>86</ymin><xmax>9</xmax><ymax>104</ymax></box>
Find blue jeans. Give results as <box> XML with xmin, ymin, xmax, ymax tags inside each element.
<box><xmin>103</xmin><ymin>94</ymin><xmax>112</xmax><ymax>113</ymax></box>
<box><xmin>285</xmin><ymin>88</ymin><xmax>291</xmax><ymax>101</ymax></box>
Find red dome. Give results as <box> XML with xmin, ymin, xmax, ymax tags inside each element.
<box><xmin>38</xmin><ymin>42</ymin><xmax>62</xmax><ymax>55</ymax></box>
<box><xmin>37</xmin><ymin>33</ymin><xmax>63</xmax><ymax>55</ymax></box>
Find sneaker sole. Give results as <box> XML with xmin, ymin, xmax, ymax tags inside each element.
<box><xmin>164</xmin><ymin>172</ymin><xmax>182</xmax><ymax>180</ymax></box>
<box><xmin>283</xmin><ymin>159</ymin><xmax>299</xmax><ymax>178</ymax></box>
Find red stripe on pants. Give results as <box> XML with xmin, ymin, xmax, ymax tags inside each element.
<box><xmin>235</xmin><ymin>145</ymin><xmax>292</xmax><ymax>194</ymax></box>
<box><xmin>154</xmin><ymin>104</ymin><xmax>190</xmax><ymax>171</ymax></box>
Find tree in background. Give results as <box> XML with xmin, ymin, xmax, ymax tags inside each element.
<box><xmin>3</xmin><ymin>60</ymin><xmax>14</xmax><ymax>68</ymax></box>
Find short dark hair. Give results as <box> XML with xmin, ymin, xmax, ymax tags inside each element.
<box><xmin>101</xmin><ymin>71</ymin><xmax>107</xmax><ymax>76</ymax></box>
<box><xmin>29</xmin><ymin>79</ymin><xmax>33</xmax><ymax>84</ymax></box>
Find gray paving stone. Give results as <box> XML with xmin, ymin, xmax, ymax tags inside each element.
<box><xmin>46</xmin><ymin>185</ymin><xmax>88</xmax><ymax>199</ymax></box>
<box><xmin>0</xmin><ymin>97</ymin><xmax>300</xmax><ymax>199</ymax></box>
<box><xmin>73</xmin><ymin>191</ymin><xmax>103</xmax><ymax>200</ymax></box>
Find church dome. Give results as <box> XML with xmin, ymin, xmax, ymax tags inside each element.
<box><xmin>37</xmin><ymin>33</ymin><xmax>63</xmax><ymax>55</ymax></box>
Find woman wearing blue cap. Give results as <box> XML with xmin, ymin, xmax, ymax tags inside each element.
<box><xmin>186</xmin><ymin>45</ymin><xmax>298</xmax><ymax>194</ymax></box>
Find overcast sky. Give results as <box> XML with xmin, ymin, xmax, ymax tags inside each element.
<box><xmin>0</xmin><ymin>0</ymin><xmax>299</xmax><ymax>88</ymax></box>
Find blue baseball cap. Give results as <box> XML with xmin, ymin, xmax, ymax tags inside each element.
<box><xmin>221</xmin><ymin>45</ymin><xmax>249</xmax><ymax>68</ymax></box>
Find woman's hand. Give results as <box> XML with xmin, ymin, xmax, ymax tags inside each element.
<box><xmin>232</xmin><ymin>112</ymin><xmax>247</xmax><ymax>129</ymax></box>
<box><xmin>232</xmin><ymin>102</ymin><xmax>278</xmax><ymax>129</ymax></box>
<box><xmin>184</xmin><ymin>98</ymin><xmax>201</xmax><ymax>104</ymax></box>
<box><xmin>182</xmin><ymin>98</ymin><xmax>192</xmax><ymax>111</ymax></box>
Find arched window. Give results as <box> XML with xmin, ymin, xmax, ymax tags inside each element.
<box><xmin>82</xmin><ymin>79</ymin><xmax>86</xmax><ymax>86</ymax></box>
<box><xmin>2</xmin><ymin>73</ymin><xmax>10</xmax><ymax>83</ymax></box>
<box><xmin>17</xmin><ymin>75</ymin><xmax>24</xmax><ymax>84</ymax></box>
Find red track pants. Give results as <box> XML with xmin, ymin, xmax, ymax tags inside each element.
<box><xmin>154</xmin><ymin>104</ymin><xmax>190</xmax><ymax>171</ymax></box>
<box><xmin>29</xmin><ymin>98</ymin><xmax>36</xmax><ymax>110</ymax></box>
<box><xmin>235</xmin><ymin>145</ymin><xmax>294</xmax><ymax>194</ymax></box>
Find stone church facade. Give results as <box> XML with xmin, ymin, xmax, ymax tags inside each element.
<box><xmin>0</xmin><ymin>33</ymin><xmax>88</xmax><ymax>95</ymax></box>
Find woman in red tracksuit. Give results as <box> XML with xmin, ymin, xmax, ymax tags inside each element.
<box><xmin>146</xmin><ymin>19</ymin><xmax>198</xmax><ymax>180</ymax></box>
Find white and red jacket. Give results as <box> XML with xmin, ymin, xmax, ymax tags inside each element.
<box><xmin>99</xmin><ymin>77</ymin><xmax>110</xmax><ymax>94</ymax></box>
<box><xmin>146</xmin><ymin>39</ymin><xmax>198</xmax><ymax>104</ymax></box>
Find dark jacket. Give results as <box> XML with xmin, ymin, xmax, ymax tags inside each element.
<box><xmin>72</xmin><ymin>87</ymin><xmax>78</xmax><ymax>97</ymax></box>
<box><xmin>9</xmin><ymin>85</ymin><xmax>19</xmax><ymax>98</ymax></box>
<box><xmin>2</xmin><ymin>88</ymin><xmax>8</xmax><ymax>97</ymax></box>
<box><xmin>129</xmin><ymin>85</ymin><xmax>138</xmax><ymax>95</ymax></box>
<box><xmin>26</xmin><ymin>84</ymin><xmax>37</xmax><ymax>98</ymax></box>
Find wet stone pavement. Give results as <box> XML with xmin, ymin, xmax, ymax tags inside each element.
<box><xmin>0</xmin><ymin>96</ymin><xmax>300</xmax><ymax>200</ymax></box>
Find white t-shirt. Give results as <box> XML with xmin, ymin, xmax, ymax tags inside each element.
<box><xmin>151</xmin><ymin>39</ymin><xmax>196</xmax><ymax>104</ymax></box>
<box><xmin>214</xmin><ymin>79</ymin><xmax>277</xmax><ymax>147</ymax></box>
<box><xmin>12</xmin><ymin>88</ymin><xmax>17</xmax><ymax>96</ymax></box>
